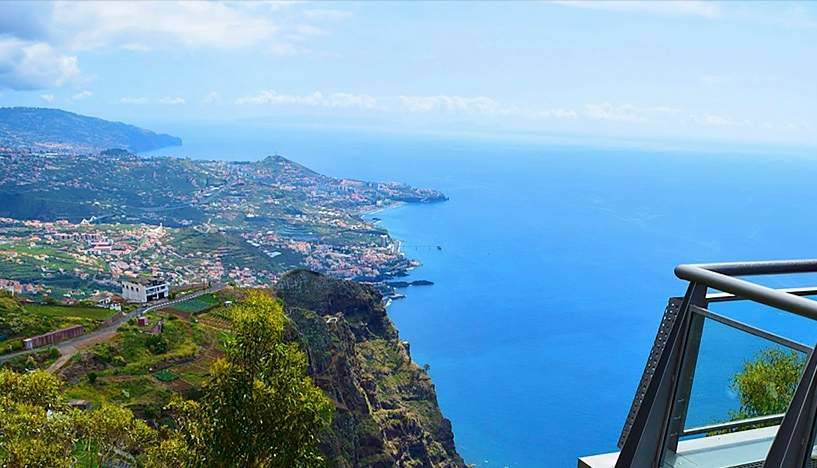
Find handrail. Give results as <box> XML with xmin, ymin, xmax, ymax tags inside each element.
<box><xmin>683</xmin><ymin>259</ymin><xmax>817</xmax><ymax>276</ymax></box>
<box><xmin>614</xmin><ymin>260</ymin><xmax>817</xmax><ymax>468</ymax></box>
<box><xmin>675</xmin><ymin>263</ymin><xmax>817</xmax><ymax>321</ymax></box>
<box><xmin>682</xmin><ymin>413</ymin><xmax>784</xmax><ymax>437</ymax></box>
<box><xmin>707</xmin><ymin>286</ymin><xmax>817</xmax><ymax>303</ymax></box>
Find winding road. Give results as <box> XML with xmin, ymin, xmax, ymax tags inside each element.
<box><xmin>0</xmin><ymin>284</ymin><xmax>224</xmax><ymax>372</ymax></box>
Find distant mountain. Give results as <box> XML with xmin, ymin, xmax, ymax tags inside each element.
<box><xmin>0</xmin><ymin>107</ymin><xmax>181</xmax><ymax>153</ymax></box>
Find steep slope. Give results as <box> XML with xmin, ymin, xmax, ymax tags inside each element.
<box><xmin>276</xmin><ymin>270</ymin><xmax>464</xmax><ymax>467</ymax></box>
<box><xmin>0</xmin><ymin>107</ymin><xmax>181</xmax><ymax>152</ymax></box>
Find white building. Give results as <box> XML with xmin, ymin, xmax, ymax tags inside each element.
<box><xmin>121</xmin><ymin>279</ymin><xmax>169</xmax><ymax>303</ymax></box>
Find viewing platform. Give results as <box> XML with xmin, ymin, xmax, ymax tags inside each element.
<box><xmin>580</xmin><ymin>260</ymin><xmax>817</xmax><ymax>468</ymax></box>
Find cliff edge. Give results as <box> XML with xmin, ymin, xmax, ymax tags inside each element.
<box><xmin>276</xmin><ymin>270</ymin><xmax>465</xmax><ymax>468</ymax></box>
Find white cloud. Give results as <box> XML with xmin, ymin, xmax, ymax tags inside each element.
<box><xmin>583</xmin><ymin>103</ymin><xmax>682</xmax><ymax>123</ymax></box>
<box><xmin>120</xmin><ymin>96</ymin><xmax>147</xmax><ymax>104</ymax></box>
<box><xmin>0</xmin><ymin>1</ymin><xmax>338</xmax><ymax>89</ymax></box>
<box><xmin>47</xmin><ymin>1</ymin><xmax>323</xmax><ymax>56</ymax></box>
<box><xmin>72</xmin><ymin>90</ymin><xmax>92</xmax><ymax>100</ymax></box>
<box><xmin>303</xmin><ymin>9</ymin><xmax>352</xmax><ymax>21</ymax></box>
<box><xmin>236</xmin><ymin>90</ymin><xmax>379</xmax><ymax>110</ymax></box>
<box><xmin>399</xmin><ymin>95</ymin><xmax>502</xmax><ymax>114</ymax></box>
<box><xmin>0</xmin><ymin>37</ymin><xmax>79</xmax><ymax>90</ymax></box>
<box><xmin>585</xmin><ymin>103</ymin><xmax>645</xmax><ymax>123</ymax></box>
<box><xmin>51</xmin><ymin>2</ymin><xmax>280</xmax><ymax>51</ymax></box>
<box><xmin>398</xmin><ymin>95</ymin><xmax>589</xmax><ymax>123</ymax></box>
<box><xmin>158</xmin><ymin>96</ymin><xmax>185</xmax><ymax>105</ymax></box>
<box><xmin>533</xmin><ymin>108</ymin><xmax>579</xmax><ymax>119</ymax></box>
<box><xmin>552</xmin><ymin>0</ymin><xmax>721</xmax><ymax>18</ymax></box>
<box><xmin>40</xmin><ymin>93</ymin><xmax>55</xmax><ymax>103</ymax></box>
<box><xmin>694</xmin><ymin>113</ymin><xmax>748</xmax><ymax>127</ymax></box>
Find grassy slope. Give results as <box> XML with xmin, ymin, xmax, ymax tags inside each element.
<box><xmin>25</xmin><ymin>304</ymin><xmax>115</xmax><ymax>321</ymax></box>
<box><xmin>166</xmin><ymin>293</ymin><xmax>219</xmax><ymax>314</ymax></box>
<box><xmin>0</xmin><ymin>296</ymin><xmax>114</xmax><ymax>354</ymax></box>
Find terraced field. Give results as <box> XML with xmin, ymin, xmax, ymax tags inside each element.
<box><xmin>167</xmin><ymin>293</ymin><xmax>219</xmax><ymax>314</ymax></box>
<box><xmin>61</xmin><ymin>304</ymin><xmax>233</xmax><ymax>411</ymax></box>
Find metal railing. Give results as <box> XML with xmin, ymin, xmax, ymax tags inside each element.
<box><xmin>681</xmin><ymin>412</ymin><xmax>785</xmax><ymax>437</ymax></box>
<box><xmin>615</xmin><ymin>259</ymin><xmax>817</xmax><ymax>468</ymax></box>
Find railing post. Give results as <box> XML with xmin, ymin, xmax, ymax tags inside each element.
<box><xmin>764</xmin><ymin>342</ymin><xmax>817</xmax><ymax>467</ymax></box>
<box><xmin>663</xmin><ymin>289</ymin><xmax>707</xmax><ymax>453</ymax></box>
<box><xmin>615</xmin><ymin>282</ymin><xmax>707</xmax><ymax>468</ymax></box>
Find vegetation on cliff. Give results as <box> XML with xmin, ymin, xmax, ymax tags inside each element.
<box><xmin>0</xmin><ymin>291</ymin><xmax>332</xmax><ymax>467</ymax></box>
<box><xmin>1</xmin><ymin>273</ymin><xmax>464</xmax><ymax>466</ymax></box>
<box><xmin>168</xmin><ymin>290</ymin><xmax>333</xmax><ymax>467</ymax></box>
<box><xmin>277</xmin><ymin>270</ymin><xmax>465</xmax><ymax>467</ymax></box>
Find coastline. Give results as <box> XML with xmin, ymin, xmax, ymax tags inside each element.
<box><xmin>359</xmin><ymin>200</ymin><xmax>406</xmax><ymax>218</ymax></box>
<box><xmin>359</xmin><ymin>201</ymin><xmax>429</xmax><ymax>306</ymax></box>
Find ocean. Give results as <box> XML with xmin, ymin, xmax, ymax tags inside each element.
<box><xmin>145</xmin><ymin>124</ymin><xmax>817</xmax><ymax>466</ymax></box>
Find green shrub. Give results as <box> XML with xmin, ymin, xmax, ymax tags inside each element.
<box><xmin>146</xmin><ymin>335</ymin><xmax>169</xmax><ymax>355</ymax></box>
<box><xmin>154</xmin><ymin>370</ymin><xmax>178</xmax><ymax>382</ymax></box>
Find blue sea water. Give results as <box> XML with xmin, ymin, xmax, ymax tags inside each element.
<box><xmin>146</xmin><ymin>125</ymin><xmax>817</xmax><ymax>467</ymax></box>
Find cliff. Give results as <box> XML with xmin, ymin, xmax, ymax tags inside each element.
<box><xmin>276</xmin><ymin>270</ymin><xmax>465</xmax><ymax>467</ymax></box>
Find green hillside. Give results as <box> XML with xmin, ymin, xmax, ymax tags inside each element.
<box><xmin>0</xmin><ymin>107</ymin><xmax>181</xmax><ymax>152</ymax></box>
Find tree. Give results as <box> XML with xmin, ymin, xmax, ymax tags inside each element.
<box><xmin>146</xmin><ymin>334</ymin><xmax>169</xmax><ymax>354</ymax></box>
<box><xmin>0</xmin><ymin>369</ymin><xmax>157</xmax><ymax>467</ymax></box>
<box><xmin>172</xmin><ymin>291</ymin><xmax>333</xmax><ymax>467</ymax></box>
<box><xmin>142</xmin><ymin>433</ymin><xmax>197</xmax><ymax>468</ymax></box>
<box><xmin>0</xmin><ymin>291</ymin><xmax>334</xmax><ymax>468</ymax></box>
<box><xmin>74</xmin><ymin>404</ymin><xmax>157</xmax><ymax>467</ymax></box>
<box><xmin>0</xmin><ymin>369</ymin><xmax>77</xmax><ymax>467</ymax></box>
<box><xmin>731</xmin><ymin>348</ymin><xmax>805</xmax><ymax>419</ymax></box>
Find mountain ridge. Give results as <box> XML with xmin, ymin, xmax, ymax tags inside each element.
<box><xmin>0</xmin><ymin>107</ymin><xmax>181</xmax><ymax>153</ymax></box>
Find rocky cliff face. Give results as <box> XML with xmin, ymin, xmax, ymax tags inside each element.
<box><xmin>276</xmin><ymin>270</ymin><xmax>464</xmax><ymax>468</ymax></box>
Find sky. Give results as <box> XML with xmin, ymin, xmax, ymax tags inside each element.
<box><xmin>0</xmin><ymin>1</ymin><xmax>815</xmax><ymax>148</ymax></box>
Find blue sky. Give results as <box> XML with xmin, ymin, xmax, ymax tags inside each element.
<box><xmin>0</xmin><ymin>1</ymin><xmax>815</xmax><ymax>147</ymax></box>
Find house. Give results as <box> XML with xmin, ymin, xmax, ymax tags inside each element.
<box><xmin>121</xmin><ymin>278</ymin><xmax>169</xmax><ymax>303</ymax></box>
<box><xmin>89</xmin><ymin>291</ymin><xmax>113</xmax><ymax>307</ymax></box>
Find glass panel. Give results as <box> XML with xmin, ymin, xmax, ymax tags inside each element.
<box><xmin>662</xmin><ymin>311</ymin><xmax>807</xmax><ymax>468</ymax></box>
<box><xmin>710</xmin><ymin>297</ymin><xmax>817</xmax><ymax>346</ymax></box>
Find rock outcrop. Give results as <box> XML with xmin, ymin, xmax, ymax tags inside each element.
<box><xmin>276</xmin><ymin>270</ymin><xmax>464</xmax><ymax>468</ymax></box>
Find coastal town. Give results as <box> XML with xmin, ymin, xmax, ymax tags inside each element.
<box><xmin>0</xmin><ymin>148</ymin><xmax>443</xmax><ymax>303</ymax></box>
